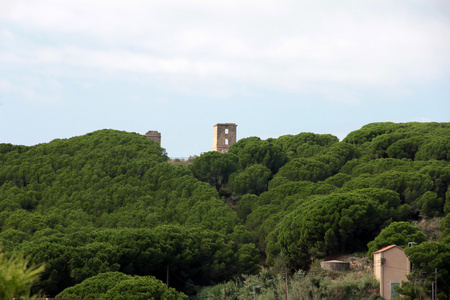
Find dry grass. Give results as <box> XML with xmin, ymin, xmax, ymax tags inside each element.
<box><xmin>168</xmin><ymin>156</ymin><xmax>197</xmax><ymax>167</ymax></box>
<box><xmin>412</xmin><ymin>217</ymin><xmax>442</xmax><ymax>241</ymax></box>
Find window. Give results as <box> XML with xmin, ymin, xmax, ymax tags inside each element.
<box><xmin>225</xmin><ymin>139</ymin><xmax>229</xmax><ymax>145</ymax></box>
<box><xmin>225</xmin><ymin>128</ymin><xmax>229</xmax><ymax>134</ymax></box>
<box><xmin>391</xmin><ymin>283</ymin><xmax>400</xmax><ymax>297</ymax></box>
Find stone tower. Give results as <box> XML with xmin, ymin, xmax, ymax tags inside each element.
<box><xmin>145</xmin><ymin>130</ymin><xmax>161</xmax><ymax>146</ymax></box>
<box><xmin>212</xmin><ymin>123</ymin><xmax>237</xmax><ymax>153</ymax></box>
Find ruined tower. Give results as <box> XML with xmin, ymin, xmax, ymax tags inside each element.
<box><xmin>212</xmin><ymin>123</ymin><xmax>237</xmax><ymax>153</ymax></box>
<box><xmin>145</xmin><ymin>130</ymin><xmax>161</xmax><ymax>146</ymax></box>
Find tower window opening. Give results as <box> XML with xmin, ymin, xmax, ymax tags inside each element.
<box><xmin>225</xmin><ymin>128</ymin><xmax>229</xmax><ymax>134</ymax></box>
<box><xmin>225</xmin><ymin>138</ymin><xmax>229</xmax><ymax>145</ymax></box>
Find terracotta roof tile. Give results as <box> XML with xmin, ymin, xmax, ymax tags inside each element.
<box><xmin>373</xmin><ymin>244</ymin><xmax>404</xmax><ymax>254</ymax></box>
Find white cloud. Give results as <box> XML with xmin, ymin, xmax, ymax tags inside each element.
<box><xmin>1</xmin><ymin>0</ymin><xmax>449</xmax><ymax>102</ymax></box>
<box><xmin>0</xmin><ymin>77</ymin><xmax>63</xmax><ymax>104</ymax></box>
<box><xmin>0</xmin><ymin>79</ymin><xmax>12</xmax><ymax>91</ymax></box>
<box><xmin>409</xmin><ymin>117</ymin><xmax>433</xmax><ymax>123</ymax></box>
<box><xmin>0</xmin><ymin>29</ymin><xmax>13</xmax><ymax>39</ymax></box>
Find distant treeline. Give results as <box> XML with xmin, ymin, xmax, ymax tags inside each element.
<box><xmin>0</xmin><ymin>122</ymin><xmax>449</xmax><ymax>299</ymax></box>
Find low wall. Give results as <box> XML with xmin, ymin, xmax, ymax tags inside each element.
<box><xmin>320</xmin><ymin>260</ymin><xmax>350</xmax><ymax>272</ymax></box>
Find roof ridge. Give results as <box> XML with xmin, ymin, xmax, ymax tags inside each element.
<box><xmin>373</xmin><ymin>244</ymin><xmax>404</xmax><ymax>254</ymax></box>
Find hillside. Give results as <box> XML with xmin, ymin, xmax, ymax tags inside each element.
<box><xmin>0</xmin><ymin>122</ymin><xmax>449</xmax><ymax>299</ymax></box>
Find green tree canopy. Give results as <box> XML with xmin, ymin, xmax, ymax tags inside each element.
<box><xmin>275</xmin><ymin>132</ymin><xmax>339</xmax><ymax>159</ymax></box>
<box><xmin>188</xmin><ymin>151</ymin><xmax>238</xmax><ymax>192</ymax></box>
<box><xmin>56</xmin><ymin>272</ymin><xmax>188</xmax><ymax>300</ymax></box>
<box><xmin>228</xmin><ymin>137</ymin><xmax>289</xmax><ymax>173</ymax></box>
<box><xmin>228</xmin><ymin>164</ymin><xmax>272</xmax><ymax>195</ymax></box>
<box><xmin>367</xmin><ymin>222</ymin><xmax>427</xmax><ymax>259</ymax></box>
<box><xmin>0</xmin><ymin>123</ymin><xmax>448</xmax><ymax>297</ymax></box>
<box><xmin>399</xmin><ymin>241</ymin><xmax>450</xmax><ymax>299</ymax></box>
<box><xmin>266</xmin><ymin>191</ymin><xmax>393</xmax><ymax>269</ymax></box>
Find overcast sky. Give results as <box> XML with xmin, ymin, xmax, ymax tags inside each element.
<box><xmin>1</xmin><ymin>0</ymin><xmax>449</xmax><ymax>157</ymax></box>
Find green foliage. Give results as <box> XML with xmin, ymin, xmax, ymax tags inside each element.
<box><xmin>196</xmin><ymin>265</ymin><xmax>379</xmax><ymax>300</ymax></box>
<box><xmin>366</xmin><ymin>222</ymin><xmax>427</xmax><ymax>259</ymax></box>
<box><xmin>275</xmin><ymin>158</ymin><xmax>330</xmax><ymax>183</ymax></box>
<box><xmin>398</xmin><ymin>241</ymin><xmax>450</xmax><ymax>299</ymax></box>
<box><xmin>228</xmin><ymin>137</ymin><xmax>289</xmax><ymax>173</ymax></box>
<box><xmin>0</xmin><ymin>229</ymin><xmax>30</xmax><ymax>251</ymax></box>
<box><xmin>0</xmin><ymin>249</ymin><xmax>45</xmax><ymax>299</ymax></box>
<box><xmin>184</xmin><ymin>198</ymin><xmax>239</xmax><ymax>233</ymax></box>
<box><xmin>56</xmin><ymin>272</ymin><xmax>187</xmax><ymax>300</ymax></box>
<box><xmin>236</xmin><ymin>194</ymin><xmax>259</xmax><ymax>221</ymax></box>
<box><xmin>344</xmin><ymin>122</ymin><xmax>450</xmax><ymax>161</ymax></box>
<box><xmin>189</xmin><ymin>151</ymin><xmax>238</xmax><ymax>192</ymax></box>
<box><xmin>446</xmin><ymin>189</ymin><xmax>450</xmax><ymax>215</ymax></box>
<box><xmin>341</xmin><ymin>164</ymin><xmax>443</xmax><ymax>216</ymax></box>
<box><xmin>228</xmin><ymin>164</ymin><xmax>272</xmax><ymax>195</ymax></box>
<box><xmin>275</xmin><ymin>132</ymin><xmax>339</xmax><ymax>159</ymax></box>
<box><xmin>316</xmin><ymin>142</ymin><xmax>359</xmax><ymax>173</ymax></box>
<box><xmin>353</xmin><ymin>188</ymin><xmax>408</xmax><ymax>221</ymax></box>
<box><xmin>344</xmin><ymin>122</ymin><xmax>398</xmax><ymax>145</ymax></box>
<box><xmin>56</xmin><ymin>271</ymin><xmax>129</xmax><ymax>298</ymax></box>
<box><xmin>17</xmin><ymin>225</ymin><xmax>258</xmax><ymax>295</ymax></box>
<box><xmin>289</xmin><ymin>270</ymin><xmax>379</xmax><ymax>300</ymax></box>
<box><xmin>272</xmin><ymin>142</ymin><xmax>357</xmax><ymax>186</ymax></box>
<box><xmin>266</xmin><ymin>191</ymin><xmax>393</xmax><ymax>269</ymax></box>
<box><xmin>324</xmin><ymin>173</ymin><xmax>352</xmax><ymax>188</ymax></box>
<box><xmin>386</xmin><ymin>138</ymin><xmax>419</xmax><ymax>159</ymax></box>
<box><xmin>0</xmin><ymin>123</ymin><xmax>448</xmax><ymax>297</ymax></box>
<box><xmin>440</xmin><ymin>213</ymin><xmax>450</xmax><ymax>239</ymax></box>
<box><xmin>417</xmin><ymin>191</ymin><xmax>444</xmax><ymax>218</ymax></box>
<box><xmin>415</xmin><ymin>136</ymin><xmax>450</xmax><ymax>161</ymax></box>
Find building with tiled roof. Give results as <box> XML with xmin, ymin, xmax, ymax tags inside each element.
<box><xmin>373</xmin><ymin>245</ymin><xmax>411</xmax><ymax>299</ymax></box>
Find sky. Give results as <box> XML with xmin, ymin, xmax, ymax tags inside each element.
<box><xmin>1</xmin><ymin>0</ymin><xmax>449</xmax><ymax>158</ymax></box>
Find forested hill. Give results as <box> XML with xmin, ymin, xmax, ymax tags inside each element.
<box><xmin>1</xmin><ymin>122</ymin><xmax>450</xmax><ymax>299</ymax></box>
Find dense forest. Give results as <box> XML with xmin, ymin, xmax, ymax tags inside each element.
<box><xmin>1</xmin><ymin>122</ymin><xmax>449</xmax><ymax>299</ymax></box>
